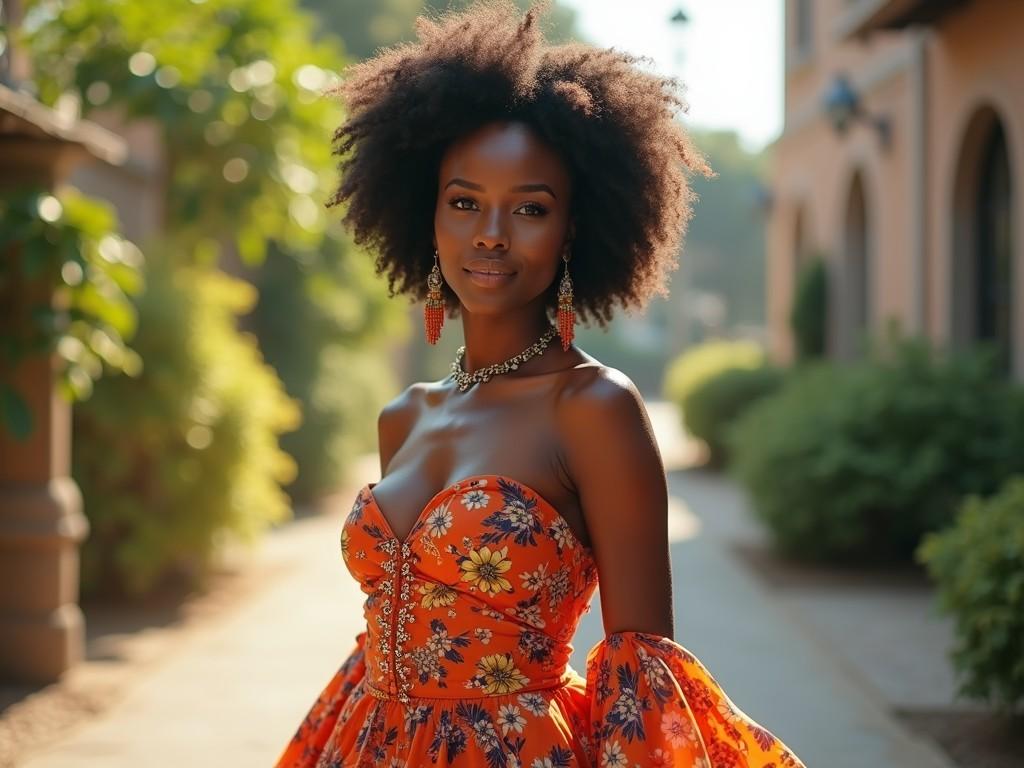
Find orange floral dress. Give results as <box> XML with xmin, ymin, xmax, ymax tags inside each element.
<box><xmin>274</xmin><ymin>474</ymin><xmax>806</xmax><ymax>768</ymax></box>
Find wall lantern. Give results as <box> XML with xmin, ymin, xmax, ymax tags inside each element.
<box><xmin>823</xmin><ymin>72</ymin><xmax>891</xmax><ymax>148</ymax></box>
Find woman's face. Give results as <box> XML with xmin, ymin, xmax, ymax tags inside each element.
<box><xmin>434</xmin><ymin>120</ymin><xmax>574</xmax><ymax>318</ymax></box>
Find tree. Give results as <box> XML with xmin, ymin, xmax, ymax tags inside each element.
<box><xmin>26</xmin><ymin>0</ymin><xmax>348</xmax><ymax>269</ymax></box>
<box><xmin>299</xmin><ymin>0</ymin><xmax>583</xmax><ymax>62</ymax></box>
<box><xmin>683</xmin><ymin>129</ymin><xmax>771</xmax><ymax>331</ymax></box>
<box><xmin>14</xmin><ymin>0</ymin><xmax>409</xmax><ymax>600</ymax></box>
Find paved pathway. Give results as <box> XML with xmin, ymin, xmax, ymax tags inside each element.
<box><xmin>654</xmin><ymin>468</ymin><xmax>956</xmax><ymax>768</ymax></box>
<box><xmin>17</xmin><ymin>401</ymin><xmax>956</xmax><ymax>766</ymax></box>
<box><xmin>18</xmin><ymin>481</ymin><xmax>370</xmax><ymax>768</ymax></box>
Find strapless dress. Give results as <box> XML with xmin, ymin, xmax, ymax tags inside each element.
<box><xmin>274</xmin><ymin>474</ymin><xmax>806</xmax><ymax>767</ymax></box>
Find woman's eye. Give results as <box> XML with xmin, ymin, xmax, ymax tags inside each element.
<box><xmin>517</xmin><ymin>202</ymin><xmax>548</xmax><ymax>216</ymax></box>
<box><xmin>447</xmin><ymin>198</ymin><xmax>547</xmax><ymax>216</ymax></box>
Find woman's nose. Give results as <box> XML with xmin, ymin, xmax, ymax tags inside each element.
<box><xmin>474</xmin><ymin>209</ymin><xmax>509</xmax><ymax>250</ymax></box>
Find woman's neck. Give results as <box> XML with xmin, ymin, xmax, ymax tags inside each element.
<box><xmin>458</xmin><ymin>309</ymin><xmax>555</xmax><ymax>374</ymax></box>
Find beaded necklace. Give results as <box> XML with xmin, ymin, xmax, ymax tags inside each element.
<box><xmin>450</xmin><ymin>325</ymin><xmax>558</xmax><ymax>392</ymax></box>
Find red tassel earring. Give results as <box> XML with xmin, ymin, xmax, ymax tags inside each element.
<box><xmin>557</xmin><ymin>249</ymin><xmax>575</xmax><ymax>351</ymax></box>
<box><xmin>424</xmin><ymin>248</ymin><xmax>445</xmax><ymax>345</ymax></box>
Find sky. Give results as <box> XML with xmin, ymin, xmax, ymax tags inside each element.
<box><xmin>559</xmin><ymin>0</ymin><xmax>784</xmax><ymax>153</ymax></box>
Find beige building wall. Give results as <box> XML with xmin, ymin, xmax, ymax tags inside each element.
<box><xmin>768</xmin><ymin>0</ymin><xmax>1024</xmax><ymax>380</ymax></box>
<box><xmin>925</xmin><ymin>1</ymin><xmax>1024</xmax><ymax>364</ymax></box>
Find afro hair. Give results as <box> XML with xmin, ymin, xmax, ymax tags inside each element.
<box><xmin>326</xmin><ymin>0</ymin><xmax>713</xmax><ymax>328</ymax></box>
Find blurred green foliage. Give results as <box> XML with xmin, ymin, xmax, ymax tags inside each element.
<box><xmin>727</xmin><ymin>331</ymin><xmax>1024</xmax><ymax>563</ymax></box>
<box><xmin>684</xmin><ymin>130</ymin><xmax>770</xmax><ymax>332</ymax></box>
<box><xmin>298</xmin><ymin>0</ymin><xmax>581</xmax><ymax>61</ymax></box>
<box><xmin>916</xmin><ymin>476</ymin><xmax>1024</xmax><ymax>715</ymax></box>
<box><xmin>661</xmin><ymin>338</ymin><xmax>769</xmax><ymax>465</ymax></box>
<box><xmin>662</xmin><ymin>338</ymin><xmax>764</xmax><ymax>407</ymax></box>
<box><xmin>12</xmin><ymin>0</ymin><xmax>409</xmax><ymax>597</ymax></box>
<box><xmin>22</xmin><ymin>0</ymin><xmax>407</xmax><ymax>488</ymax></box>
<box><xmin>73</xmin><ymin>253</ymin><xmax>301</xmax><ymax>598</ymax></box>
<box><xmin>0</xmin><ymin>186</ymin><xmax>144</xmax><ymax>439</ymax></box>
<box><xmin>248</xmin><ymin>242</ymin><xmax>406</xmax><ymax>501</ymax></box>
<box><xmin>24</xmin><ymin>0</ymin><xmax>346</xmax><ymax>265</ymax></box>
<box><xmin>790</xmin><ymin>254</ymin><xmax>828</xmax><ymax>361</ymax></box>
<box><xmin>683</xmin><ymin>365</ymin><xmax>785</xmax><ymax>468</ymax></box>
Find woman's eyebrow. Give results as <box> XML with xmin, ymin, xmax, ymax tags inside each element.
<box><xmin>444</xmin><ymin>178</ymin><xmax>557</xmax><ymax>199</ymax></box>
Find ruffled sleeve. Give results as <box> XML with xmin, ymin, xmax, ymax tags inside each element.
<box><xmin>585</xmin><ymin>631</ymin><xmax>806</xmax><ymax>768</ymax></box>
<box><xmin>274</xmin><ymin>631</ymin><xmax>367</xmax><ymax>768</ymax></box>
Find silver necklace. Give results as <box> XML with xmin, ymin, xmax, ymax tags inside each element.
<box><xmin>450</xmin><ymin>325</ymin><xmax>558</xmax><ymax>392</ymax></box>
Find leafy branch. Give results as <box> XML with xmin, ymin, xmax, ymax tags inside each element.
<box><xmin>0</xmin><ymin>185</ymin><xmax>144</xmax><ymax>438</ymax></box>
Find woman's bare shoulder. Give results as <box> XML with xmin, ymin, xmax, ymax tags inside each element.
<box><xmin>554</xmin><ymin>358</ymin><xmax>645</xmax><ymax>417</ymax></box>
<box><xmin>553</xmin><ymin>360</ymin><xmax>661</xmax><ymax>482</ymax></box>
<box><xmin>377</xmin><ymin>382</ymin><xmax>432</xmax><ymax>473</ymax></box>
<box><xmin>380</xmin><ymin>382</ymin><xmax>423</xmax><ymax>420</ymax></box>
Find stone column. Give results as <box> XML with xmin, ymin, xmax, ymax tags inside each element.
<box><xmin>0</xmin><ymin>358</ymin><xmax>90</xmax><ymax>682</ymax></box>
<box><xmin>0</xmin><ymin>142</ymin><xmax>92</xmax><ymax>683</ymax></box>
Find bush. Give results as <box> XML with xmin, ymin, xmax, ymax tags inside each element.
<box><xmin>663</xmin><ymin>339</ymin><xmax>765</xmax><ymax>406</ymax></box>
<box><xmin>726</xmin><ymin>334</ymin><xmax>1024</xmax><ymax>563</ymax></box>
<box><xmin>72</xmin><ymin>256</ymin><xmax>300</xmax><ymax>599</ymax></box>
<box><xmin>662</xmin><ymin>340</ymin><xmax>766</xmax><ymax>458</ymax></box>
<box><xmin>0</xmin><ymin>186</ymin><xmax>143</xmax><ymax>439</ymax></box>
<box><xmin>789</xmin><ymin>255</ymin><xmax>827</xmax><ymax>361</ymax></box>
<box><xmin>916</xmin><ymin>477</ymin><xmax>1024</xmax><ymax>714</ymax></box>
<box><xmin>684</xmin><ymin>365</ymin><xmax>785</xmax><ymax>467</ymax></box>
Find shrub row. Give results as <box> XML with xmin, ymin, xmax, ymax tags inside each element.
<box><xmin>662</xmin><ymin>339</ymin><xmax>771</xmax><ymax>466</ymax></box>
<box><xmin>666</xmin><ymin>331</ymin><xmax>1024</xmax><ymax>713</ymax></box>
<box><xmin>73</xmin><ymin>256</ymin><xmax>301</xmax><ymax>598</ymax></box>
<box><xmin>725</xmin><ymin>337</ymin><xmax>1024</xmax><ymax>563</ymax></box>
<box><xmin>917</xmin><ymin>476</ymin><xmax>1024</xmax><ymax>715</ymax></box>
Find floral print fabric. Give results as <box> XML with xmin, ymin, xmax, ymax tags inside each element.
<box><xmin>274</xmin><ymin>474</ymin><xmax>806</xmax><ymax>767</ymax></box>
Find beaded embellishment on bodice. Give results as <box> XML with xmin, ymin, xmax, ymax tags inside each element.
<box><xmin>340</xmin><ymin>474</ymin><xmax>598</xmax><ymax>704</ymax></box>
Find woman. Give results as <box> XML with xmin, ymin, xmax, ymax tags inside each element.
<box><xmin>275</xmin><ymin>2</ymin><xmax>807</xmax><ymax>766</ymax></box>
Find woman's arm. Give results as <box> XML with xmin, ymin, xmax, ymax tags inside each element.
<box><xmin>555</xmin><ymin>368</ymin><xmax>674</xmax><ymax>638</ymax></box>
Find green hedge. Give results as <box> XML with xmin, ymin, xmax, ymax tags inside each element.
<box><xmin>663</xmin><ymin>339</ymin><xmax>765</xmax><ymax>406</ymax></box>
<box><xmin>662</xmin><ymin>339</ymin><xmax>767</xmax><ymax>461</ymax></box>
<box><xmin>917</xmin><ymin>476</ymin><xmax>1024</xmax><ymax>714</ymax></box>
<box><xmin>789</xmin><ymin>255</ymin><xmax>827</xmax><ymax>361</ymax></box>
<box><xmin>726</xmin><ymin>335</ymin><xmax>1024</xmax><ymax>563</ymax></box>
<box><xmin>684</xmin><ymin>365</ymin><xmax>785</xmax><ymax>467</ymax></box>
<box><xmin>73</xmin><ymin>256</ymin><xmax>300</xmax><ymax>599</ymax></box>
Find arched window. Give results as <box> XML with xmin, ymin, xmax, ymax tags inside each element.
<box><xmin>836</xmin><ymin>172</ymin><xmax>870</xmax><ymax>360</ymax></box>
<box><xmin>952</xmin><ymin>107</ymin><xmax>1013</xmax><ymax>374</ymax></box>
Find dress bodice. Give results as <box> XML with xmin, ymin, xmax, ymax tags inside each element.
<box><xmin>341</xmin><ymin>474</ymin><xmax>599</xmax><ymax>703</ymax></box>
<box><xmin>278</xmin><ymin>473</ymin><xmax>809</xmax><ymax>767</ymax></box>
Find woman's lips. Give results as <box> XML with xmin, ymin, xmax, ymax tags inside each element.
<box><xmin>464</xmin><ymin>267</ymin><xmax>516</xmax><ymax>288</ymax></box>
